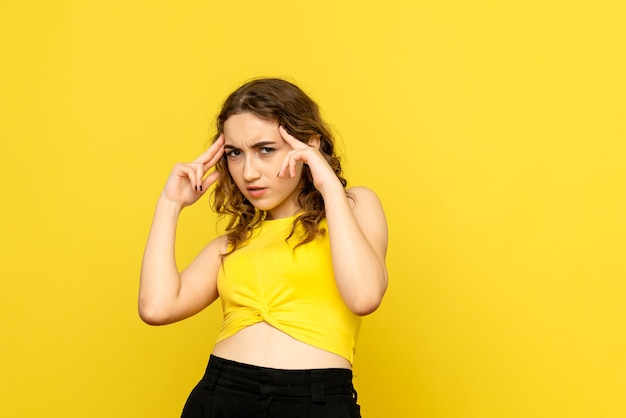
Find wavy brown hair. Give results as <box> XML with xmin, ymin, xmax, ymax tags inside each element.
<box><xmin>210</xmin><ymin>78</ymin><xmax>347</xmax><ymax>254</ymax></box>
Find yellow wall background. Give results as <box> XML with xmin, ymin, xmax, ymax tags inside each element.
<box><xmin>1</xmin><ymin>1</ymin><xmax>625</xmax><ymax>417</ymax></box>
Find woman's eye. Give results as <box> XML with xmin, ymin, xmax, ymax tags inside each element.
<box><xmin>260</xmin><ymin>147</ymin><xmax>274</xmax><ymax>155</ymax></box>
<box><xmin>226</xmin><ymin>150</ymin><xmax>241</xmax><ymax>158</ymax></box>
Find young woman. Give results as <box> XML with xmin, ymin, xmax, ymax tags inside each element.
<box><xmin>139</xmin><ymin>78</ymin><xmax>388</xmax><ymax>417</ymax></box>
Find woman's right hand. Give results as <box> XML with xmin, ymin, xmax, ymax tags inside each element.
<box><xmin>160</xmin><ymin>134</ymin><xmax>225</xmax><ymax>208</ymax></box>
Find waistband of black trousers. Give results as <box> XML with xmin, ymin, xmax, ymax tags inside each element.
<box><xmin>201</xmin><ymin>355</ymin><xmax>356</xmax><ymax>402</ymax></box>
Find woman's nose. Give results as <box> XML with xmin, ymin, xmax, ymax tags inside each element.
<box><xmin>243</xmin><ymin>156</ymin><xmax>261</xmax><ymax>181</ymax></box>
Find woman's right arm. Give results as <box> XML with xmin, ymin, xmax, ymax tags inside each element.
<box><xmin>138</xmin><ymin>136</ymin><xmax>225</xmax><ymax>325</ymax></box>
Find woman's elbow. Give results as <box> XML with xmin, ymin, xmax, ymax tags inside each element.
<box><xmin>346</xmin><ymin>284</ymin><xmax>387</xmax><ymax>316</ymax></box>
<box><xmin>138</xmin><ymin>300</ymin><xmax>171</xmax><ymax>326</ymax></box>
<box><xmin>349</xmin><ymin>299</ymin><xmax>382</xmax><ymax>316</ymax></box>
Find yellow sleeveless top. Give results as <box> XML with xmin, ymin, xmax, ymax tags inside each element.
<box><xmin>216</xmin><ymin>216</ymin><xmax>361</xmax><ymax>364</ymax></box>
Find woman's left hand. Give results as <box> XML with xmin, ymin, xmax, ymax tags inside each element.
<box><xmin>277</xmin><ymin>126</ymin><xmax>342</xmax><ymax>194</ymax></box>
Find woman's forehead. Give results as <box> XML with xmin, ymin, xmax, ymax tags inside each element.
<box><xmin>223</xmin><ymin>113</ymin><xmax>281</xmax><ymax>146</ymax></box>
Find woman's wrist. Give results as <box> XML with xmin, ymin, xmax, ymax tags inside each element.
<box><xmin>317</xmin><ymin>176</ymin><xmax>346</xmax><ymax>201</ymax></box>
<box><xmin>156</xmin><ymin>194</ymin><xmax>184</xmax><ymax>214</ymax></box>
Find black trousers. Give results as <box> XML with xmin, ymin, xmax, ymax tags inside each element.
<box><xmin>181</xmin><ymin>355</ymin><xmax>362</xmax><ymax>418</ymax></box>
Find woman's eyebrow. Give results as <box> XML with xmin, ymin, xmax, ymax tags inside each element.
<box><xmin>223</xmin><ymin>140</ymin><xmax>277</xmax><ymax>151</ymax></box>
<box><xmin>252</xmin><ymin>141</ymin><xmax>277</xmax><ymax>148</ymax></box>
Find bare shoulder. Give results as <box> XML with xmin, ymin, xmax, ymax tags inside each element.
<box><xmin>345</xmin><ymin>186</ymin><xmax>388</xmax><ymax>255</ymax></box>
<box><xmin>345</xmin><ymin>186</ymin><xmax>387</xmax><ymax>229</ymax></box>
<box><xmin>346</xmin><ymin>186</ymin><xmax>385</xmax><ymax>211</ymax></box>
<box><xmin>182</xmin><ymin>234</ymin><xmax>229</xmax><ymax>277</ymax></box>
<box><xmin>208</xmin><ymin>233</ymin><xmax>230</xmax><ymax>253</ymax></box>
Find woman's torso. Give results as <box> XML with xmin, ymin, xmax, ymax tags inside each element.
<box><xmin>211</xmin><ymin>217</ymin><xmax>357</xmax><ymax>370</ymax></box>
<box><xmin>212</xmin><ymin>322</ymin><xmax>351</xmax><ymax>369</ymax></box>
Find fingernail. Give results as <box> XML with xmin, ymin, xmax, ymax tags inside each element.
<box><xmin>194</xmin><ymin>185</ymin><xmax>198</xmax><ymax>191</ymax></box>
<box><xmin>199</xmin><ymin>185</ymin><xmax>203</xmax><ymax>191</ymax></box>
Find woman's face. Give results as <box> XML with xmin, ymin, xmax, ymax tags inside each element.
<box><xmin>222</xmin><ymin>112</ymin><xmax>304</xmax><ymax>220</ymax></box>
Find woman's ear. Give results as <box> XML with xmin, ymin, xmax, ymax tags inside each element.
<box><xmin>307</xmin><ymin>134</ymin><xmax>321</xmax><ymax>149</ymax></box>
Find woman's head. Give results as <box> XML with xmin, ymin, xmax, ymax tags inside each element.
<box><xmin>214</xmin><ymin>78</ymin><xmax>338</xmax><ymax>172</ymax></box>
<box><xmin>211</xmin><ymin>78</ymin><xmax>346</xmax><ymax>251</ymax></box>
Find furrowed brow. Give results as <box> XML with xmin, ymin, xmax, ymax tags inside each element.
<box><xmin>252</xmin><ymin>141</ymin><xmax>277</xmax><ymax>148</ymax></box>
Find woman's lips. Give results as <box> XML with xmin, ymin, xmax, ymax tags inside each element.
<box><xmin>247</xmin><ymin>187</ymin><xmax>267</xmax><ymax>197</ymax></box>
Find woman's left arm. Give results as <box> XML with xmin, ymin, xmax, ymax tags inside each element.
<box><xmin>322</xmin><ymin>185</ymin><xmax>388</xmax><ymax>315</ymax></box>
<box><xmin>278</xmin><ymin>127</ymin><xmax>388</xmax><ymax>315</ymax></box>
